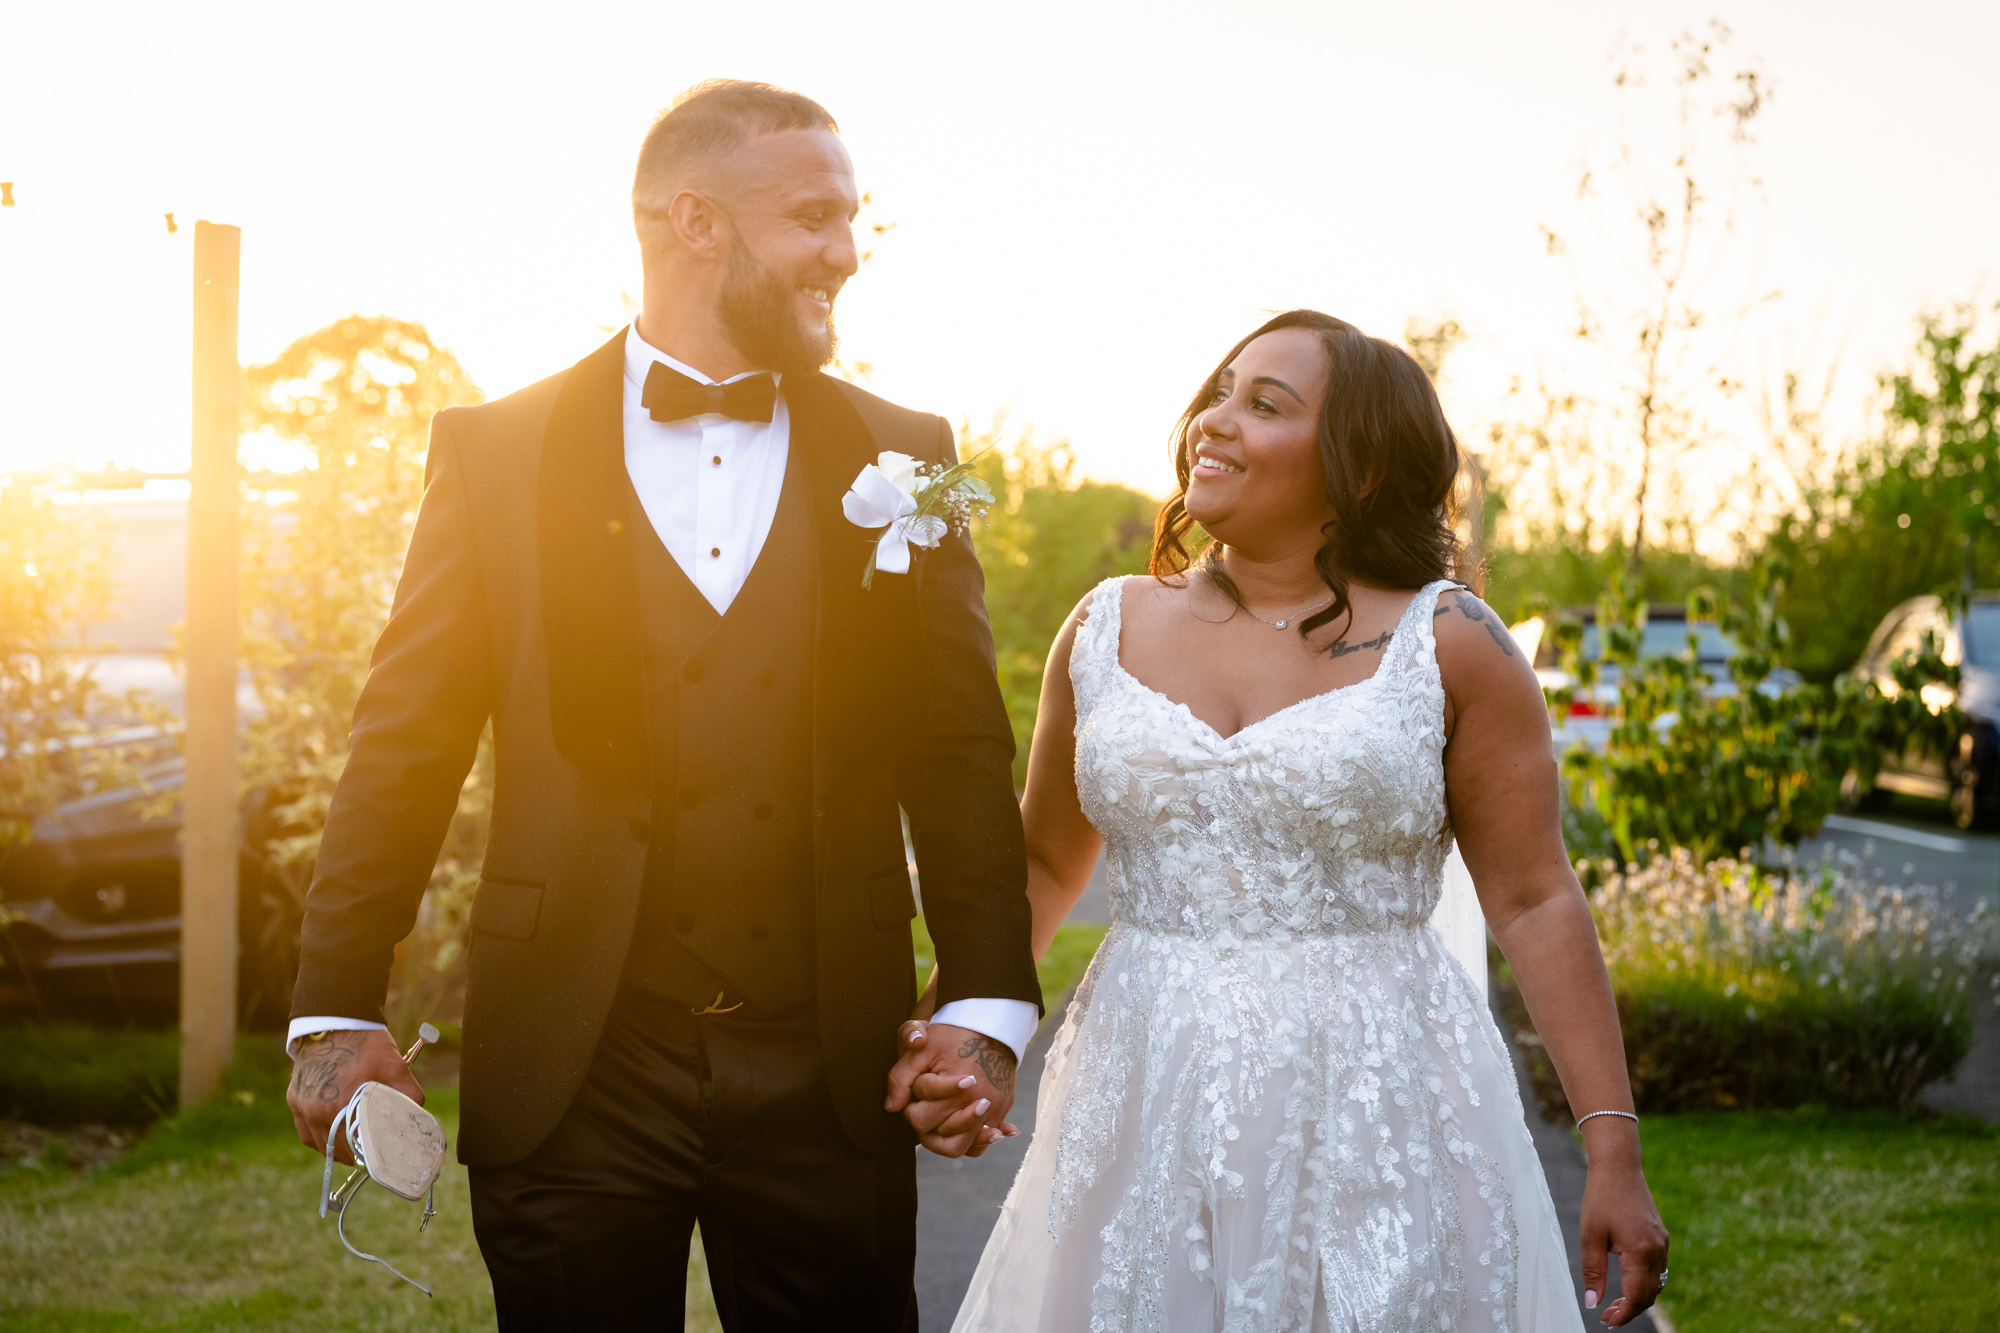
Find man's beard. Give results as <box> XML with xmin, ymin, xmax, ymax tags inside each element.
<box><xmin>718</xmin><ymin>242</ymin><xmax>838</xmax><ymax>375</ymax></box>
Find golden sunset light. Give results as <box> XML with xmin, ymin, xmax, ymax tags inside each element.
<box><xmin>4</xmin><ymin>6</ymin><xmax>1999</xmax><ymax>1329</ymax></box>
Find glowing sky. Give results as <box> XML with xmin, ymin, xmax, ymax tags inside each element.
<box><xmin>2</xmin><ymin>0</ymin><xmax>1994</xmax><ymax>496</ymax></box>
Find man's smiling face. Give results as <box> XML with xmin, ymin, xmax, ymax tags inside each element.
<box><xmin>712</xmin><ymin>127</ymin><xmax>861</xmax><ymax>373</ymax></box>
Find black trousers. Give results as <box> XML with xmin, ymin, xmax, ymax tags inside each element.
<box><xmin>469</xmin><ymin>988</ymin><xmax>919</xmax><ymax>1331</ymax></box>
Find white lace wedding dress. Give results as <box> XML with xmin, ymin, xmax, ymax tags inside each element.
<box><xmin>952</xmin><ymin>578</ymin><xmax>1578</xmax><ymax>1333</ymax></box>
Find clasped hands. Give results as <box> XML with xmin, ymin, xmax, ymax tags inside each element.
<box><xmin>884</xmin><ymin>1019</ymin><xmax>1020</xmax><ymax>1158</ymax></box>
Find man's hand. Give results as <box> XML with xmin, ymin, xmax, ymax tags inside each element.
<box><xmin>287</xmin><ymin>1029</ymin><xmax>425</xmax><ymax>1164</ymax></box>
<box><xmin>884</xmin><ymin>1022</ymin><xmax>1019</xmax><ymax>1158</ymax></box>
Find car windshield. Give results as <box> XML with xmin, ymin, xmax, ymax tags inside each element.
<box><xmin>1578</xmin><ymin>620</ymin><xmax>1736</xmax><ymax>663</ymax></box>
<box><xmin>1964</xmin><ymin>603</ymin><xmax>2000</xmax><ymax>667</ymax></box>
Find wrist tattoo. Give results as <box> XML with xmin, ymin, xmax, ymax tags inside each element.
<box><xmin>292</xmin><ymin>1032</ymin><xmax>363</xmax><ymax>1104</ymax></box>
<box><xmin>956</xmin><ymin>1032</ymin><xmax>1017</xmax><ymax>1098</ymax></box>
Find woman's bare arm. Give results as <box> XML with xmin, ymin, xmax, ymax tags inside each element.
<box><xmin>1433</xmin><ymin>588</ymin><xmax>1668</xmax><ymax>1328</ymax></box>
<box><xmin>911</xmin><ymin>593</ymin><xmax>1103</xmax><ymax>1021</ymax></box>
<box><xmin>1019</xmin><ymin>595</ymin><xmax>1105</xmax><ymax>960</ymax></box>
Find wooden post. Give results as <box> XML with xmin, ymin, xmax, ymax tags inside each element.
<box><xmin>180</xmin><ymin>221</ymin><xmax>241</xmax><ymax>1108</ymax></box>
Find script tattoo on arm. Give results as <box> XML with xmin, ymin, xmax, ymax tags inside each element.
<box><xmin>1328</xmin><ymin>628</ymin><xmax>1394</xmax><ymax>660</ymax></box>
<box><xmin>1436</xmin><ymin>591</ymin><xmax>1516</xmax><ymax>656</ymax></box>
<box><xmin>292</xmin><ymin>1033</ymin><xmax>362</xmax><ymax>1104</ymax></box>
<box><xmin>956</xmin><ymin>1032</ymin><xmax>1017</xmax><ymax>1099</ymax></box>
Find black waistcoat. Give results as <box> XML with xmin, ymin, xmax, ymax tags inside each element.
<box><xmin>622</xmin><ymin>451</ymin><xmax>818</xmax><ymax>1013</ymax></box>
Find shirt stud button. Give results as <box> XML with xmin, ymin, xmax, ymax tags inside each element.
<box><xmin>710</xmin><ymin>546</ymin><xmax>721</xmax><ymax>558</ymax></box>
<box><xmin>712</xmin><ymin>455</ymin><xmax>722</xmax><ymax>466</ymax></box>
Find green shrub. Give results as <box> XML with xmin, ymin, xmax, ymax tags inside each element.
<box><xmin>0</xmin><ymin>1024</ymin><xmax>177</xmax><ymax>1126</ymax></box>
<box><xmin>1592</xmin><ymin>848</ymin><xmax>1997</xmax><ymax>1112</ymax></box>
<box><xmin>1558</xmin><ymin>571</ymin><xmax>1962</xmax><ymax>864</ymax></box>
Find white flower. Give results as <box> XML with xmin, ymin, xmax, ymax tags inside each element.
<box><xmin>875</xmin><ymin>450</ymin><xmax>921</xmax><ymax>495</ymax></box>
<box><xmin>841</xmin><ymin>449</ymin><xmax>994</xmax><ymax>588</ymax></box>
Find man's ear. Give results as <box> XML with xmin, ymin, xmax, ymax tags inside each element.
<box><xmin>667</xmin><ymin>189</ymin><xmax>726</xmax><ymax>261</ymax></box>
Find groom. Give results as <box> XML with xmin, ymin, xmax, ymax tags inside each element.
<box><xmin>284</xmin><ymin>80</ymin><xmax>1041</xmax><ymax>1327</ymax></box>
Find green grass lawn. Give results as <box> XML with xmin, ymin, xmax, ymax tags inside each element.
<box><xmin>1644</xmin><ymin>1109</ymin><xmax>2000</xmax><ymax>1333</ymax></box>
<box><xmin>0</xmin><ymin>922</ymin><xmax>1110</xmax><ymax>1330</ymax></box>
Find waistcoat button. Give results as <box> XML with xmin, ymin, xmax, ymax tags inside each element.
<box><xmin>629</xmin><ymin>817</ymin><xmax>650</xmax><ymax>842</ymax></box>
<box><xmin>753</xmin><ymin>800</ymin><xmax>773</xmax><ymax>819</ymax></box>
<box><xmin>679</xmin><ymin>786</ymin><xmax>700</xmax><ymax>809</ymax></box>
<box><xmin>683</xmin><ymin>661</ymin><xmax>703</xmax><ymax>683</ymax></box>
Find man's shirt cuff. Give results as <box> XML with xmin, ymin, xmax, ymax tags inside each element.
<box><xmin>286</xmin><ymin>1016</ymin><xmax>388</xmax><ymax>1059</ymax></box>
<box><xmin>929</xmin><ymin>997</ymin><xmax>1039</xmax><ymax>1064</ymax></box>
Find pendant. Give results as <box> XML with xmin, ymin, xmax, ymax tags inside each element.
<box><xmin>1274</xmin><ymin>620</ymin><xmax>1287</xmax><ymax>629</ymax></box>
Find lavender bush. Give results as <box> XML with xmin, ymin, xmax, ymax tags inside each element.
<box><xmin>1588</xmin><ymin>845</ymin><xmax>1997</xmax><ymax>1111</ymax></box>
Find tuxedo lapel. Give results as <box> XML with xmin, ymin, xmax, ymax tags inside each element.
<box><xmin>782</xmin><ymin>373</ymin><xmax>918</xmax><ymax>858</ymax></box>
<box><xmin>538</xmin><ymin>329</ymin><xmax>650</xmax><ymax>787</ymax></box>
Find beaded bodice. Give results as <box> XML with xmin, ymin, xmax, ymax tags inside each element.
<box><xmin>1072</xmin><ymin>575</ymin><xmax>1457</xmax><ymax>944</ymax></box>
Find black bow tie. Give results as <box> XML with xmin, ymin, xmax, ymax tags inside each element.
<box><xmin>641</xmin><ymin>362</ymin><xmax>777</xmax><ymax>424</ymax></box>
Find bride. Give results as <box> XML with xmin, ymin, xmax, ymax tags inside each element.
<box><xmin>923</xmin><ymin>310</ymin><xmax>1667</xmax><ymax>1331</ymax></box>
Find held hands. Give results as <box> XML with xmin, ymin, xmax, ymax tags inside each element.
<box><xmin>286</xmin><ymin>1029</ymin><xmax>426</xmax><ymax>1165</ymax></box>
<box><xmin>884</xmin><ymin>1021</ymin><xmax>1020</xmax><ymax>1158</ymax></box>
<box><xmin>1577</xmin><ymin>1122</ymin><xmax>1671</xmax><ymax>1327</ymax></box>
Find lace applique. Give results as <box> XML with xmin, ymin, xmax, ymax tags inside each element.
<box><xmin>1047</xmin><ymin>576</ymin><xmax>1523</xmax><ymax>1333</ymax></box>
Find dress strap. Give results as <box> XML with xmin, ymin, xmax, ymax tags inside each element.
<box><xmin>1381</xmin><ymin>578</ymin><xmax>1466</xmax><ymax>676</ymax></box>
<box><xmin>1068</xmin><ymin>574</ymin><xmax>1131</xmax><ymax>716</ymax></box>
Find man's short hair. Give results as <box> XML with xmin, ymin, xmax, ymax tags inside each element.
<box><xmin>633</xmin><ymin>80</ymin><xmax>838</xmax><ymax>214</ymax></box>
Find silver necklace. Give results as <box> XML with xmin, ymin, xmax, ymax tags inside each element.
<box><xmin>1242</xmin><ymin>592</ymin><xmax>1334</xmax><ymax>631</ymax></box>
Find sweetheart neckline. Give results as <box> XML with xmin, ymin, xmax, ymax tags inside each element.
<box><xmin>1102</xmin><ymin>574</ymin><xmax>1448</xmax><ymax>745</ymax></box>
<box><xmin>1107</xmin><ymin>655</ymin><xmax>1382</xmax><ymax>745</ymax></box>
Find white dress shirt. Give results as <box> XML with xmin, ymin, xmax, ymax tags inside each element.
<box><xmin>290</xmin><ymin>322</ymin><xmax>1037</xmax><ymax>1064</ymax></box>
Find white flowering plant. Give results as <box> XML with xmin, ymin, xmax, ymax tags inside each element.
<box><xmin>841</xmin><ymin>450</ymin><xmax>996</xmax><ymax>590</ymax></box>
<box><xmin>1586</xmin><ymin>844</ymin><xmax>1996</xmax><ymax>1112</ymax></box>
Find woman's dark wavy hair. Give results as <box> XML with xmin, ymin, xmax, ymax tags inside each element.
<box><xmin>1151</xmin><ymin>309</ymin><xmax>1465</xmax><ymax>642</ymax></box>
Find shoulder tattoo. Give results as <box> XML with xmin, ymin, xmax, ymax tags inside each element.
<box><xmin>1434</xmin><ymin>591</ymin><xmax>1516</xmax><ymax>656</ymax></box>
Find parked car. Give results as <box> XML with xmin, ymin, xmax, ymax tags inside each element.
<box><xmin>0</xmin><ymin>487</ymin><xmax>296</xmax><ymax>1027</ymax></box>
<box><xmin>1846</xmin><ymin>593</ymin><xmax>2000</xmax><ymax>830</ymax></box>
<box><xmin>1509</xmin><ymin>603</ymin><xmax>1804</xmax><ymax>752</ymax></box>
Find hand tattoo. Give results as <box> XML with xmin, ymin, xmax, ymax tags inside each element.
<box><xmin>956</xmin><ymin>1032</ymin><xmax>1017</xmax><ymax>1099</ymax></box>
<box><xmin>1328</xmin><ymin>628</ymin><xmax>1394</xmax><ymax>660</ymax></box>
<box><xmin>291</xmin><ymin>1034</ymin><xmax>361</xmax><ymax>1104</ymax></box>
<box><xmin>1437</xmin><ymin>592</ymin><xmax>1516</xmax><ymax>656</ymax></box>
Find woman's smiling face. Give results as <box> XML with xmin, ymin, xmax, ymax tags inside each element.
<box><xmin>1183</xmin><ymin>327</ymin><xmax>1335</xmax><ymax>550</ymax></box>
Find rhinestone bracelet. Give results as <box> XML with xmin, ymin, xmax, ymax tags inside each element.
<box><xmin>1574</xmin><ymin>1110</ymin><xmax>1639</xmax><ymax>1130</ymax></box>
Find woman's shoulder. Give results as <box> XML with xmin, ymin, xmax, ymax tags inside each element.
<box><xmin>1429</xmin><ymin>585</ymin><xmax>1543</xmax><ymax>699</ymax></box>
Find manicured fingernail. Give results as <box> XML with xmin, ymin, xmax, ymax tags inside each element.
<box><xmin>973</xmin><ymin>1098</ymin><xmax>990</xmax><ymax>1115</ymax></box>
<box><xmin>1584</xmin><ymin>1290</ymin><xmax>1598</xmax><ymax>1310</ymax></box>
<box><xmin>958</xmin><ymin>1075</ymin><xmax>976</xmax><ymax>1089</ymax></box>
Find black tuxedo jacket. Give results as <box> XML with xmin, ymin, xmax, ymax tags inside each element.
<box><xmin>290</xmin><ymin>331</ymin><xmax>1041</xmax><ymax>1166</ymax></box>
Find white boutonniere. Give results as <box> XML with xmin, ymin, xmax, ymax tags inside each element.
<box><xmin>841</xmin><ymin>450</ymin><xmax>995</xmax><ymax>589</ymax></box>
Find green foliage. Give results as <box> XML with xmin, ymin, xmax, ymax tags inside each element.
<box><xmin>0</xmin><ymin>482</ymin><xmax>154</xmax><ymax>854</ymax></box>
<box><xmin>235</xmin><ymin>316</ymin><xmax>490</xmax><ymax>1024</ymax></box>
<box><xmin>1591</xmin><ymin>849</ymin><xmax>1995</xmax><ymax>1113</ymax></box>
<box><xmin>1770</xmin><ymin>302</ymin><xmax>2000</xmax><ymax>682</ymax></box>
<box><xmin>1641</xmin><ymin>1109</ymin><xmax>2000</xmax><ymax>1332</ymax></box>
<box><xmin>965</xmin><ymin>427</ymin><xmax>1155</xmax><ymax>784</ymax></box>
<box><xmin>1558</xmin><ymin>570</ymin><xmax>1961</xmax><ymax>863</ymax></box>
<box><xmin>0</xmin><ymin>1025</ymin><xmax>177</xmax><ymax>1126</ymax></box>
